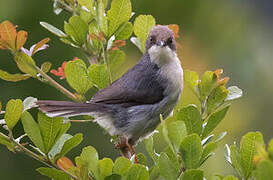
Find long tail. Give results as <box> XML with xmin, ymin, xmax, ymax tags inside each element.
<box><xmin>36</xmin><ymin>100</ymin><xmax>105</xmax><ymax>118</ymax></box>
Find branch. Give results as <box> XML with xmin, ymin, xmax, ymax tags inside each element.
<box><xmin>35</xmin><ymin>67</ymin><xmax>79</xmax><ymax>101</ymax></box>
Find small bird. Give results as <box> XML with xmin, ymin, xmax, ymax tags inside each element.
<box><xmin>37</xmin><ymin>25</ymin><xmax>183</xmax><ymax>158</ymax></box>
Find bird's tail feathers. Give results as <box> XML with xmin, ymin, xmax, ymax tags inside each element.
<box><xmin>36</xmin><ymin>100</ymin><xmax>104</xmax><ymax>118</ymax></box>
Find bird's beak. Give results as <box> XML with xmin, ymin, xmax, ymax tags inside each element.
<box><xmin>157</xmin><ymin>41</ymin><xmax>165</xmax><ymax>47</ymax></box>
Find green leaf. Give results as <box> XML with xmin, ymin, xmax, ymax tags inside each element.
<box><xmin>64</xmin><ymin>16</ymin><xmax>88</xmax><ymax>45</ymax></box>
<box><xmin>40</xmin><ymin>22</ymin><xmax>66</xmax><ymax>37</ymax></box>
<box><xmin>97</xmin><ymin>0</ymin><xmax>108</xmax><ymax>35</ymax></box>
<box><xmin>49</xmin><ymin>133</ymin><xmax>72</xmax><ymax>160</ymax></box>
<box><xmin>65</xmin><ymin>59</ymin><xmax>93</xmax><ymax>94</ymax></box>
<box><xmin>0</xmin><ymin>69</ymin><xmax>31</xmax><ymax>82</ymax></box>
<box><xmin>76</xmin><ymin>146</ymin><xmax>99</xmax><ymax>179</ymax></box>
<box><xmin>80</xmin><ymin>8</ymin><xmax>94</xmax><ymax>24</ymax></box>
<box><xmin>164</xmin><ymin>146</ymin><xmax>180</xmax><ymax>170</ymax></box>
<box><xmin>37</xmin><ymin>167</ymin><xmax>70</xmax><ymax>180</ymax></box>
<box><xmin>254</xmin><ymin>160</ymin><xmax>273</xmax><ymax>180</ymax></box>
<box><xmin>200</xmin><ymin>142</ymin><xmax>218</xmax><ymax>165</ymax></box>
<box><xmin>113</xmin><ymin>157</ymin><xmax>132</xmax><ymax>176</ymax></box>
<box><xmin>181</xmin><ymin>169</ymin><xmax>204</xmax><ymax>180</ymax></box>
<box><xmin>14</xmin><ymin>52</ymin><xmax>37</xmax><ymax>77</ymax></box>
<box><xmin>105</xmin><ymin>174</ymin><xmax>122</xmax><ymax>180</ymax></box>
<box><xmin>224</xmin><ymin>144</ymin><xmax>243</xmax><ymax>177</ymax></box>
<box><xmin>161</xmin><ymin>115</ymin><xmax>176</xmax><ymax>154</ymax></box>
<box><xmin>149</xmin><ymin>166</ymin><xmax>161</xmax><ymax>180</ymax></box>
<box><xmin>23</xmin><ymin>96</ymin><xmax>38</xmax><ymax>111</ymax></box>
<box><xmin>130</xmin><ymin>37</ymin><xmax>142</xmax><ymax>53</ymax></box>
<box><xmin>223</xmin><ymin>176</ymin><xmax>239</xmax><ymax>180</ymax></box>
<box><xmin>55</xmin><ymin>133</ymin><xmax>83</xmax><ymax>161</ymax></box>
<box><xmin>99</xmin><ymin>158</ymin><xmax>114</xmax><ymax>179</ymax></box>
<box><xmin>167</xmin><ymin>121</ymin><xmax>187</xmax><ymax>152</ymax></box>
<box><xmin>184</xmin><ymin>70</ymin><xmax>199</xmax><ymax>94</ymax></box>
<box><xmin>133</xmin><ymin>15</ymin><xmax>156</xmax><ymax>53</ymax></box>
<box><xmin>109</xmin><ymin>50</ymin><xmax>126</xmax><ymax>79</ymax></box>
<box><xmin>88</xmin><ymin>64</ymin><xmax>110</xmax><ymax>89</ymax></box>
<box><xmin>0</xmin><ymin>134</ymin><xmax>15</xmax><ymax>152</ymax></box>
<box><xmin>145</xmin><ymin>136</ymin><xmax>159</xmax><ymax>164</ymax></box>
<box><xmin>77</xmin><ymin>0</ymin><xmax>94</xmax><ymax>10</ymax></box>
<box><xmin>5</xmin><ymin>99</ymin><xmax>23</xmax><ymax>130</ymax></box>
<box><xmin>202</xmin><ymin>105</ymin><xmax>230</xmax><ymax>138</ymax></box>
<box><xmin>226</xmin><ymin>86</ymin><xmax>243</xmax><ymax>101</ymax></box>
<box><xmin>177</xmin><ymin>105</ymin><xmax>202</xmax><ymax>135</ymax></box>
<box><xmin>199</xmin><ymin>71</ymin><xmax>217</xmax><ymax>102</ymax></box>
<box><xmin>115</xmin><ymin>22</ymin><xmax>133</xmax><ymax>40</ymax></box>
<box><xmin>41</xmin><ymin>62</ymin><xmax>52</xmax><ymax>73</ymax></box>
<box><xmin>126</xmin><ymin>164</ymin><xmax>149</xmax><ymax>180</ymax></box>
<box><xmin>268</xmin><ymin>139</ymin><xmax>273</xmax><ymax>160</ymax></box>
<box><xmin>136</xmin><ymin>153</ymin><xmax>147</xmax><ymax>166</ymax></box>
<box><xmin>21</xmin><ymin>111</ymin><xmax>45</xmax><ymax>152</ymax></box>
<box><xmin>206</xmin><ymin>86</ymin><xmax>228</xmax><ymax>114</ymax></box>
<box><xmin>38</xmin><ymin>112</ymin><xmax>63</xmax><ymax>153</ymax></box>
<box><xmin>159</xmin><ymin>152</ymin><xmax>180</xmax><ymax>180</ymax></box>
<box><xmin>55</xmin><ymin>122</ymin><xmax>71</xmax><ymax>142</ymax></box>
<box><xmin>107</xmin><ymin>0</ymin><xmax>132</xmax><ymax>36</ymax></box>
<box><xmin>240</xmin><ymin>131</ymin><xmax>264</xmax><ymax>179</ymax></box>
<box><xmin>180</xmin><ymin>134</ymin><xmax>202</xmax><ymax>169</ymax></box>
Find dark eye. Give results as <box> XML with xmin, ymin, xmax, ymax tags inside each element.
<box><xmin>150</xmin><ymin>36</ymin><xmax>156</xmax><ymax>43</ymax></box>
<box><xmin>168</xmin><ymin>38</ymin><xmax>173</xmax><ymax>44</ymax></box>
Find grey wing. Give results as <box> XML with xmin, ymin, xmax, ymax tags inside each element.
<box><xmin>91</xmin><ymin>54</ymin><xmax>165</xmax><ymax>107</ymax></box>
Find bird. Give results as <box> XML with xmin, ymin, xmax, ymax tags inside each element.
<box><xmin>37</xmin><ymin>25</ymin><xmax>183</xmax><ymax>159</ymax></box>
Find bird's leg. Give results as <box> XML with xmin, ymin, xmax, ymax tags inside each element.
<box><xmin>115</xmin><ymin>137</ymin><xmax>139</xmax><ymax>164</ymax></box>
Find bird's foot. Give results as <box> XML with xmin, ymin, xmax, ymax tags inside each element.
<box><xmin>115</xmin><ymin>138</ymin><xmax>139</xmax><ymax>164</ymax></box>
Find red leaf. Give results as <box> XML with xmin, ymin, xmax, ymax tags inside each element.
<box><xmin>16</xmin><ymin>30</ymin><xmax>28</xmax><ymax>50</ymax></box>
<box><xmin>57</xmin><ymin>157</ymin><xmax>75</xmax><ymax>171</ymax></box>
<box><xmin>168</xmin><ymin>24</ymin><xmax>180</xmax><ymax>38</ymax></box>
<box><xmin>0</xmin><ymin>21</ymin><xmax>17</xmax><ymax>50</ymax></box>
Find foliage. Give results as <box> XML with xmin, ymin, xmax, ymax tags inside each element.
<box><xmin>0</xmin><ymin>0</ymin><xmax>271</xmax><ymax>180</ymax></box>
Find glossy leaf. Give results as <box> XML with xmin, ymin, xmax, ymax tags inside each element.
<box><xmin>54</xmin><ymin>133</ymin><xmax>83</xmax><ymax>161</ymax></box>
<box><xmin>40</xmin><ymin>22</ymin><xmax>66</xmax><ymax>37</ymax></box>
<box><xmin>37</xmin><ymin>167</ymin><xmax>70</xmax><ymax>180</ymax></box>
<box><xmin>65</xmin><ymin>59</ymin><xmax>93</xmax><ymax>94</ymax></box>
<box><xmin>177</xmin><ymin>104</ymin><xmax>202</xmax><ymax>135</ymax></box>
<box><xmin>226</xmin><ymin>86</ymin><xmax>243</xmax><ymax>101</ymax></box>
<box><xmin>5</xmin><ymin>99</ymin><xmax>23</xmax><ymax>130</ymax></box>
<box><xmin>126</xmin><ymin>164</ymin><xmax>149</xmax><ymax>180</ymax></box>
<box><xmin>181</xmin><ymin>169</ymin><xmax>204</xmax><ymax>180</ymax></box>
<box><xmin>159</xmin><ymin>152</ymin><xmax>180</xmax><ymax>180</ymax></box>
<box><xmin>99</xmin><ymin>158</ymin><xmax>114</xmax><ymax>179</ymax></box>
<box><xmin>133</xmin><ymin>15</ymin><xmax>155</xmax><ymax>53</ymax></box>
<box><xmin>115</xmin><ymin>22</ymin><xmax>133</xmax><ymax>40</ymax></box>
<box><xmin>184</xmin><ymin>70</ymin><xmax>199</xmax><ymax>93</ymax></box>
<box><xmin>240</xmin><ymin>131</ymin><xmax>264</xmax><ymax>179</ymax></box>
<box><xmin>16</xmin><ymin>30</ymin><xmax>28</xmax><ymax>50</ymax></box>
<box><xmin>107</xmin><ymin>0</ymin><xmax>132</xmax><ymax>36</ymax></box>
<box><xmin>14</xmin><ymin>52</ymin><xmax>37</xmax><ymax>76</ymax></box>
<box><xmin>49</xmin><ymin>134</ymin><xmax>73</xmax><ymax>160</ymax></box>
<box><xmin>199</xmin><ymin>71</ymin><xmax>217</xmax><ymax>102</ymax></box>
<box><xmin>64</xmin><ymin>16</ymin><xmax>88</xmax><ymax>45</ymax></box>
<box><xmin>113</xmin><ymin>157</ymin><xmax>132</xmax><ymax>176</ymax></box>
<box><xmin>23</xmin><ymin>96</ymin><xmax>37</xmax><ymax>111</ymax></box>
<box><xmin>202</xmin><ymin>105</ymin><xmax>230</xmax><ymax>138</ymax></box>
<box><xmin>200</xmin><ymin>142</ymin><xmax>218</xmax><ymax>165</ymax></box>
<box><xmin>180</xmin><ymin>134</ymin><xmax>202</xmax><ymax>169</ymax></box>
<box><xmin>0</xmin><ymin>69</ymin><xmax>31</xmax><ymax>82</ymax></box>
<box><xmin>206</xmin><ymin>86</ymin><xmax>228</xmax><ymax>115</ymax></box>
<box><xmin>21</xmin><ymin>111</ymin><xmax>45</xmax><ymax>153</ymax></box>
<box><xmin>38</xmin><ymin>112</ymin><xmax>63</xmax><ymax>153</ymax></box>
<box><xmin>145</xmin><ymin>136</ymin><xmax>159</xmax><ymax>164</ymax></box>
<box><xmin>167</xmin><ymin>121</ymin><xmax>187</xmax><ymax>152</ymax></box>
<box><xmin>88</xmin><ymin>64</ymin><xmax>110</xmax><ymax>89</ymax></box>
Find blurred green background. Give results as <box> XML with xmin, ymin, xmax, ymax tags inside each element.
<box><xmin>0</xmin><ymin>0</ymin><xmax>273</xmax><ymax>179</ymax></box>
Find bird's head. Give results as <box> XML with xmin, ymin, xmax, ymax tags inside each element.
<box><xmin>146</xmin><ymin>25</ymin><xmax>177</xmax><ymax>65</ymax></box>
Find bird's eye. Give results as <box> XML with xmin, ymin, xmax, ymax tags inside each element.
<box><xmin>168</xmin><ymin>38</ymin><xmax>173</xmax><ymax>44</ymax></box>
<box><xmin>150</xmin><ymin>37</ymin><xmax>155</xmax><ymax>43</ymax></box>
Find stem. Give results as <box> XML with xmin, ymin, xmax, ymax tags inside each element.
<box><xmin>0</xmin><ymin>132</ymin><xmax>78</xmax><ymax>180</ymax></box>
<box><xmin>35</xmin><ymin>67</ymin><xmax>78</xmax><ymax>101</ymax></box>
<box><xmin>51</xmin><ymin>0</ymin><xmax>74</xmax><ymax>14</ymax></box>
<box><xmin>68</xmin><ymin>119</ymin><xmax>93</xmax><ymax>123</ymax></box>
<box><xmin>102</xmin><ymin>44</ymin><xmax>113</xmax><ymax>83</ymax></box>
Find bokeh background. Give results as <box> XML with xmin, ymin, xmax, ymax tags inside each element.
<box><xmin>0</xmin><ymin>0</ymin><xmax>272</xmax><ymax>179</ymax></box>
